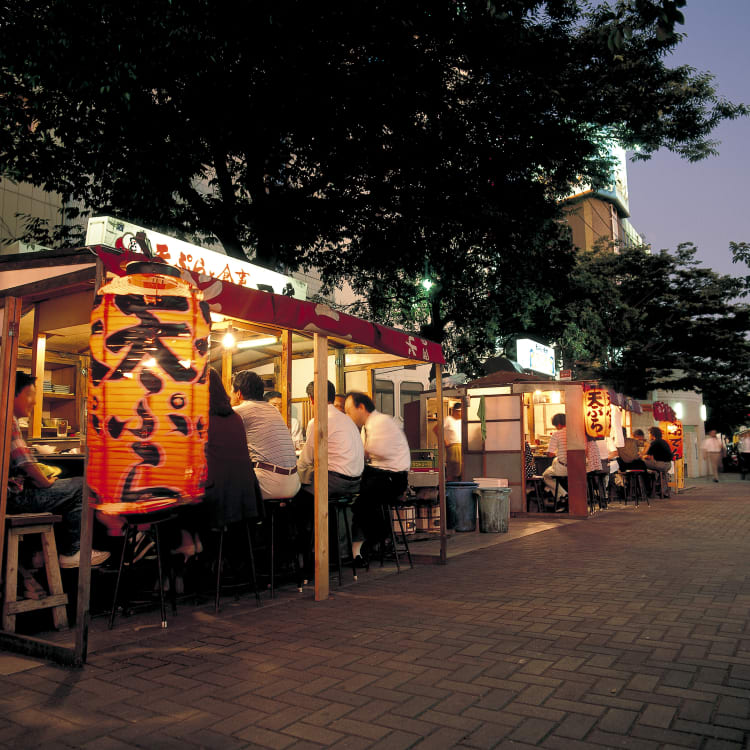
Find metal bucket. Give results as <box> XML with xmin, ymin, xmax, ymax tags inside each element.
<box><xmin>477</xmin><ymin>487</ymin><xmax>511</xmax><ymax>533</ymax></box>
<box><xmin>445</xmin><ymin>481</ymin><xmax>478</xmax><ymax>531</ymax></box>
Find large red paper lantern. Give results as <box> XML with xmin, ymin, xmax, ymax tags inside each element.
<box><xmin>87</xmin><ymin>262</ymin><xmax>210</xmax><ymax>514</ymax></box>
<box><xmin>584</xmin><ymin>388</ymin><xmax>611</xmax><ymax>438</ymax></box>
<box><xmin>661</xmin><ymin>420</ymin><xmax>683</xmax><ymax>460</ymax></box>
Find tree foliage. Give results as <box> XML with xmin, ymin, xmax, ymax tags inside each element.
<box><xmin>0</xmin><ymin>1</ymin><xmax>746</xmax><ymax>360</ymax></box>
<box><xmin>552</xmin><ymin>243</ymin><xmax>750</xmax><ymax>431</ymax></box>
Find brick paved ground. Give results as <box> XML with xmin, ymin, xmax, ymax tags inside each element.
<box><xmin>1</xmin><ymin>476</ymin><xmax>749</xmax><ymax>749</ymax></box>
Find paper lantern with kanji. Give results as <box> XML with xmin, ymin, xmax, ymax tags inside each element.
<box><xmin>87</xmin><ymin>262</ymin><xmax>210</xmax><ymax>514</ymax></box>
<box><xmin>661</xmin><ymin>420</ymin><xmax>683</xmax><ymax>460</ymax></box>
<box><xmin>584</xmin><ymin>388</ymin><xmax>611</xmax><ymax>438</ymax></box>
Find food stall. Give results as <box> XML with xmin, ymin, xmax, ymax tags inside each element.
<box><xmin>0</xmin><ymin>239</ymin><xmax>447</xmax><ymax>663</ymax></box>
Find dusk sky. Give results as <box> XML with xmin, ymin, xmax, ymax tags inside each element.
<box><xmin>627</xmin><ymin>0</ymin><xmax>749</xmax><ymax>279</ymax></box>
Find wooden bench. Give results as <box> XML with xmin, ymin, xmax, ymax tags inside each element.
<box><xmin>3</xmin><ymin>513</ymin><xmax>68</xmax><ymax>632</ymax></box>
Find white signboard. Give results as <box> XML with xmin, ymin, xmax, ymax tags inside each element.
<box><xmin>85</xmin><ymin>215</ymin><xmax>307</xmax><ymax>300</ymax></box>
<box><xmin>516</xmin><ymin>338</ymin><xmax>556</xmax><ymax>377</ymax></box>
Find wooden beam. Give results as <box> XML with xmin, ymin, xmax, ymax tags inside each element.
<box><xmin>0</xmin><ymin>296</ymin><xmax>22</xmax><ymax>578</ymax></box>
<box><xmin>342</xmin><ymin>358</ymin><xmax>423</xmax><ymax>373</ymax></box>
<box><xmin>435</xmin><ymin>365</ymin><xmax>447</xmax><ymax>565</ymax></box>
<box><xmin>313</xmin><ymin>334</ymin><xmax>329</xmax><ymax>602</ymax></box>
<box><xmin>280</xmin><ymin>330</ymin><xmax>292</xmax><ymax>427</ymax></box>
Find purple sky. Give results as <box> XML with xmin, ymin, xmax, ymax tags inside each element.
<box><xmin>627</xmin><ymin>0</ymin><xmax>750</xmax><ymax>278</ymax></box>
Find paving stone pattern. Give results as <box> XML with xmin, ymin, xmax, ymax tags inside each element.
<box><xmin>1</xmin><ymin>478</ymin><xmax>750</xmax><ymax>749</ymax></box>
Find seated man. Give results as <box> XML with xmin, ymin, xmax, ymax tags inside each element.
<box><xmin>296</xmin><ymin>381</ymin><xmax>364</xmax><ymax>570</ymax></box>
<box><xmin>8</xmin><ymin>372</ymin><xmax>110</xmax><ymax>569</ymax></box>
<box><xmin>297</xmin><ymin>380</ymin><xmax>364</xmax><ymax>497</ymax></box>
<box><xmin>643</xmin><ymin>426</ymin><xmax>673</xmax><ymax>492</ymax></box>
<box><xmin>345</xmin><ymin>392</ymin><xmax>411</xmax><ymax>559</ymax></box>
<box><xmin>542</xmin><ymin>413</ymin><xmax>567</xmax><ymax>499</ymax></box>
<box><xmin>232</xmin><ymin>371</ymin><xmax>300</xmax><ymax>500</ymax></box>
<box><xmin>263</xmin><ymin>390</ymin><xmax>303</xmax><ymax>449</ymax></box>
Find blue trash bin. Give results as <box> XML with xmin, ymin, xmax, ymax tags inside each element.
<box><xmin>445</xmin><ymin>481</ymin><xmax>478</xmax><ymax>532</ymax></box>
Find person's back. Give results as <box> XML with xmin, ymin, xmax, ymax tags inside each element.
<box><xmin>232</xmin><ymin>370</ymin><xmax>299</xmax><ymax>500</ymax></box>
<box><xmin>302</xmin><ymin>402</ymin><xmax>364</xmax><ymax>479</ymax></box>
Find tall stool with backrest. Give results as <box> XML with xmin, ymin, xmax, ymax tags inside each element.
<box><xmin>377</xmin><ymin>495</ymin><xmax>414</xmax><ymax>572</ymax></box>
<box><xmin>109</xmin><ymin>510</ymin><xmax>177</xmax><ymax>629</ymax></box>
<box><xmin>2</xmin><ymin>513</ymin><xmax>68</xmax><ymax>633</ymax></box>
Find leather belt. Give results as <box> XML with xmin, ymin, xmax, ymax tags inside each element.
<box><xmin>329</xmin><ymin>470</ymin><xmax>361</xmax><ymax>482</ymax></box>
<box><xmin>253</xmin><ymin>461</ymin><xmax>297</xmax><ymax>476</ymax></box>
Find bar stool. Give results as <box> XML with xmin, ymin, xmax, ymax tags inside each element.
<box><xmin>653</xmin><ymin>470</ymin><xmax>670</xmax><ymax>498</ymax></box>
<box><xmin>263</xmin><ymin>498</ymin><xmax>303</xmax><ymax>598</ymax></box>
<box><xmin>329</xmin><ymin>496</ymin><xmax>359</xmax><ymax>585</ymax></box>
<box><xmin>2</xmin><ymin>513</ymin><xmax>68</xmax><ymax>633</ymax></box>
<box><xmin>623</xmin><ymin>470</ymin><xmax>649</xmax><ymax>508</ymax></box>
<box><xmin>527</xmin><ymin>476</ymin><xmax>547</xmax><ymax>513</ymax></box>
<box><xmin>552</xmin><ymin>476</ymin><xmax>568</xmax><ymax>513</ymax></box>
<box><xmin>378</xmin><ymin>498</ymin><xmax>414</xmax><ymax>572</ymax></box>
<box><xmin>109</xmin><ymin>511</ymin><xmax>177</xmax><ymax>629</ymax></box>
<box><xmin>586</xmin><ymin>472</ymin><xmax>608</xmax><ymax>514</ymax></box>
<box><xmin>214</xmin><ymin>520</ymin><xmax>261</xmax><ymax>612</ymax></box>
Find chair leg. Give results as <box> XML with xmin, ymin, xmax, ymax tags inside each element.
<box><xmin>109</xmin><ymin>524</ymin><xmax>134</xmax><ymax>630</ymax></box>
<box><xmin>393</xmin><ymin>505</ymin><xmax>413</xmax><ymax>569</ymax></box>
<box><xmin>153</xmin><ymin>525</ymin><xmax>168</xmax><ymax>628</ymax></box>
<box><xmin>214</xmin><ymin>527</ymin><xmax>225</xmax><ymax>614</ymax></box>
<box><xmin>245</xmin><ymin>522</ymin><xmax>263</xmax><ymax>605</ymax></box>
<box><xmin>332</xmin><ymin>505</ymin><xmax>343</xmax><ymax>586</ymax></box>
<box><xmin>387</xmin><ymin>505</ymin><xmax>402</xmax><ymax>573</ymax></box>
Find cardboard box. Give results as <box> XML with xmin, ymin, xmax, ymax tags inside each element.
<box><xmin>473</xmin><ymin>477</ymin><xmax>508</xmax><ymax>488</ymax></box>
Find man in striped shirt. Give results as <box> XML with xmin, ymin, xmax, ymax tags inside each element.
<box><xmin>543</xmin><ymin>412</ymin><xmax>568</xmax><ymax>499</ymax></box>
<box><xmin>232</xmin><ymin>370</ymin><xmax>300</xmax><ymax>500</ymax></box>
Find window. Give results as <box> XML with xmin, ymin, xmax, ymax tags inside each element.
<box><xmin>375</xmin><ymin>379</ymin><xmax>395</xmax><ymax>416</ymax></box>
<box><xmin>400</xmin><ymin>380</ymin><xmax>423</xmax><ymax>420</ymax></box>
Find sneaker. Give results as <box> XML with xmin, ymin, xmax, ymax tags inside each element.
<box><xmin>59</xmin><ymin>549</ymin><xmax>111</xmax><ymax>569</ymax></box>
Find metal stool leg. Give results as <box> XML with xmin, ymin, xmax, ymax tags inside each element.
<box><xmin>245</xmin><ymin>522</ymin><xmax>263</xmax><ymax>605</ymax></box>
<box><xmin>393</xmin><ymin>505</ymin><xmax>413</xmax><ymax>569</ymax></box>
<box><xmin>340</xmin><ymin>502</ymin><xmax>356</xmax><ymax>582</ymax></box>
<box><xmin>153</xmin><ymin>525</ymin><xmax>168</xmax><ymax>628</ymax></box>
<box><xmin>109</xmin><ymin>524</ymin><xmax>135</xmax><ymax>630</ymax></box>
<box><xmin>269</xmin><ymin>507</ymin><xmax>276</xmax><ymax>598</ymax></box>
<box><xmin>331</xmin><ymin>503</ymin><xmax>343</xmax><ymax>586</ymax></box>
<box><xmin>214</xmin><ymin>527</ymin><xmax>224</xmax><ymax>614</ymax></box>
<box><xmin>387</xmin><ymin>504</ymin><xmax>402</xmax><ymax>573</ymax></box>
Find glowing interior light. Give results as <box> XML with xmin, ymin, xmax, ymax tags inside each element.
<box><xmin>222</xmin><ymin>331</ymin><xmax>236</xmax><ymax>349</ymax></box>
<box><xmin>237</xmin><ymin>336</ymin><xmax>278</xmax><ymax>349</ymax></box>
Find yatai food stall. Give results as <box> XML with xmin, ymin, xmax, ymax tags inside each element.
<box><xmin>0</xmin><ymin>229</ymin><xmax>448</xmax><ymax>663</ymax></box>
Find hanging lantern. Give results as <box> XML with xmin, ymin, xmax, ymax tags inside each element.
<box><xmin>661</xmin><ymin>420</ymin><xmax>683</xmax><ymax>460</ymax></box>
<box><xmin>87</xmin><ymin>262</ymin><xmax>210</xmax><ymax>515</ymax></box>
<box><xmin>584</xmin><ymin>388</ymin><xmax>611</xmax><ymax>438</ymax></box>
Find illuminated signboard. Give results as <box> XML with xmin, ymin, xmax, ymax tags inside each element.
<box><xmin>85</xmin><ymin>216</ymin><xmax>307</xmax><ymax>300</ymax></box>
<box><xmin>516</xmin><ymin>339</ymin><xmax>555</xmax><ymax>377</ymax></box>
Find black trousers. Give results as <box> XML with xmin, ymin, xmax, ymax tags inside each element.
<box><xmin>352</xmin><ymin>466</ymin><xmax>409</xmax><ymax>546</ymax></box>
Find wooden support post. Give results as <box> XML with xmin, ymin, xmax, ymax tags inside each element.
<box><xmin>334</xmin><ymin>349</ymin><xmax>346</xmax><ymax>396</ymax></box>
<box><xmin>74</xmin><ymin>457</ymin><xmax>92</xmax><ymax>666</ymax></box>
<box><xmin>280</xmin><ymin>330</ymin><xmax>292</xmax><ymax>427</ymax></box>
<box><xmin>565</xmin><ymin>385</ymin><xmax>588</xmax><ymax>518</ymax></box>
<box><xmin>435</xmin><ymin>365</ymin><xmax>447</xmax><ymax>564</ymax></box>
<box><xmin>0</xmin><ymin>297</ymin><xmax>22</xmax><ymax>578</ymax></box>
<box><xmin>366</xmin><ymin>369</ymin><xmax>376</xmax><ymax>401</ymax></box>
<box><xmin>313</xmin><ymin>334</ymin><xmax>329</xmax><ymax>601</ymax></box>
<box><xmin>222</xmin><ymin>346</ymin><xmax>233</xmax><ymax>395</ymax></box>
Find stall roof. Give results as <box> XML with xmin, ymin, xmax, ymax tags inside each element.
<box><xmin>91</xmin><ymin>245</ymin><xmax>445</xmax><ymax>364</ymax></box>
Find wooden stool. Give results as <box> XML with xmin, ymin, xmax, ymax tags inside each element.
<box><xmin>3</xmin><ymin>513</ymin><xmax>68</xmax><ymax>633</ymax></box>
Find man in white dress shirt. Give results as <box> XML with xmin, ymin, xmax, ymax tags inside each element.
<box><xmin>345</xmin><ymin>392</ymin><xmax>411</xmax><ymax>558</ymax></box>
<box><xmin>296</xmin><ymin>380</ymin><xmax>364</xmax><ymax>572</ymax></box>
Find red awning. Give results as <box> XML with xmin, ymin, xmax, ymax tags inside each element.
<box><xmin>89</xmin><ymin>245</ymin><xmax>445</xmax><ymax>364</ymax></box>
